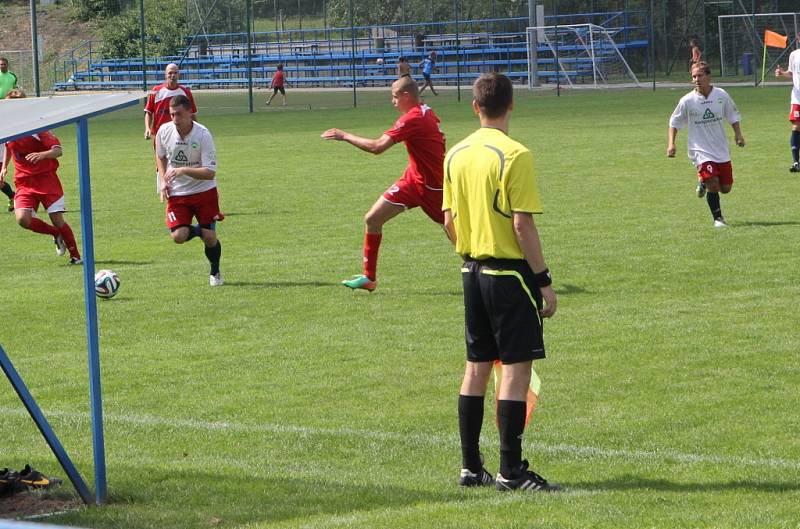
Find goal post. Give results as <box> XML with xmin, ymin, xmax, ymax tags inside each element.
<box><xmin>718</xmin><ymin>12</ymin><xmax>799</xmax><ymax>79</ymax></box>
<box><xmin>526</xmin><ymin>23</ymin><xmax>640</xmax><ymax>89</ymax></box>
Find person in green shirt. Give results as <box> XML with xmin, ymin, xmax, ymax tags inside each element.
<box><xmin>0</xmin><ymin>57</ymin><xmax>19</xmax><ymax>211</ymax></box>
<box><xmin>0</xmin><ymin>57</ymin><xmax>18</xmax><ymax>99</ymax></box>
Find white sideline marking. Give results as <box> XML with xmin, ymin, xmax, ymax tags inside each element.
<box><xmin>1</xmin><ymin>406</ymin><xmax>798</xmax><ymax>470</ymax></box>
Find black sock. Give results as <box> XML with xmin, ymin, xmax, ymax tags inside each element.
<box><xmin>0</xmin><ymin>181</ymin><xmax>13</xmax><ymax>199</ymax></box>
<box><xmin>458</xmin><ymin>395</ymin><xmax>485</xmax><ymax>472</ymax></box>
<box><xmin>498</xmin><ymin>400</ymin><xmax>527</xmax><ymax>478</ymax></box>
<box><xmin>204</xmin><ymin>240</ymin><xmax>221</xmax><ymax>275</ymax></box>
<box><xmin>184</xmin><ymin>224</ymin><xmax>202</xmax><ymax>242</ymax></box>
<box><xmin>706</xmin><ymin>192</ymin><xmax>722</xmax><ymax>220</ymax></box>
<box><xmin>791</xmin><ymin>131</ymin><xmax>800</xmax><ymax>164</ymax></box>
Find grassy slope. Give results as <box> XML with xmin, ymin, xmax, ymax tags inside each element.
<box><xmin>0</xmin><ymin>85</ymin><xmax>798</xmax><ymax>528</ymax></box>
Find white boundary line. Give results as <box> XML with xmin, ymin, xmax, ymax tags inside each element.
<box><xmin>1</xmin><ymin>406</ymin><xmax>798</xmax><ymax>470</ymax></box>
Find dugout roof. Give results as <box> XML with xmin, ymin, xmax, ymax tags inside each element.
<box><xmin>0</xmin><ymin>92</ymin><xmax>145</xmax><ymax>143</ymax></box>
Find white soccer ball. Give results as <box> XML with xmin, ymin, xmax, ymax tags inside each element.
<box><xmin>376</xmin><ymin>58</ymin><xmax>384</xmax><ymax>65</ymax></box>
<box><xmin>94</xmin><ymin>269</ymin><xmax>121</xmax><ymax>299</ymax></box>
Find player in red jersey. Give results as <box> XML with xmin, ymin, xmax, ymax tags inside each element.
<box><xmin>321</xmin><ymin>75</ymin><xmax>446</xmax><ymax>292</ymax></box>
<box><xmin>144</xmin><ymin>63</ymin><xmax>197</xmax><ymax>191</ymax></box>
<box><xmin>265</xmin><ymin>64</ymin><xmax>287</xmax><ymax>106</ymax></box>
<box><xmin>144</xmin><ymin>63</ymin><xmax>197</xmax><ymax>140</ymax></box>
<box><xmin>0</xmin><ymin>93</ymin><xmax>82</xmax><ymax>264</ymax></box>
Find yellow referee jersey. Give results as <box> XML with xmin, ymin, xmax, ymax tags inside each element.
<box><xmin>443</xmin><ymin>127</ymin><xmax>543</xmax><ymax>260</ymax></box>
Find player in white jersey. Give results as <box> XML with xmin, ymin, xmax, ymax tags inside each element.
<box><xmin>668</xmin><ymin>62</ymin><xmax>745</xmax><ymax>228</ymax></box>
<box><xmin>774</xmin><ymin>39</ymin><xmax>800</xmax><ymax>172</ymax></box>
<box><xmin>156</xmin><ymin>95</ymin><xmax>224</xmax><ymax>286</ymax></box>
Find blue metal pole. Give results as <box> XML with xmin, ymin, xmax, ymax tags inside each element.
<box><xmin>0</xmin><ymin>345</ymin><xmax>93</xmax><ymax>505</ymax></box>
<box><xmin>76</xmin><ymin>118</ymin><xmax>107</xmax><ymax>505</ymax></box>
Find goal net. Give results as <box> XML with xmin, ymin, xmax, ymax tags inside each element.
<box><xmin>526</xmin><ymin>23</ymin><xmax>640</xmax><ymax>89</ymax></box>
<box><xmin>718</xmin><ymin>12</ymin><xmax>799</xmax><ymax>79</ymax></box>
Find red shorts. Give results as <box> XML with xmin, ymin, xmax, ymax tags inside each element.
<box><xmin>14</xmin><ymin>175</ymin><xmax>66</xmax><ymax>212</ymax></box>
<box><xmin>789</xmin><ymin>104</ymin><xmax>800</xmax><ymax>122</ymax></box>
<box><xmin>382</xmin><ymin>175</ymin><xmax>444</xmax><ymax>224</ymax></box>
<box><xmin>165</xmin><ymin>187</ymin><xmax>223</xmax><ymax>230</ymax></box>
<box><xmin>697</xmin><ymin>161</ymin><xmax>733</xmax><ymax>187</ymax></box>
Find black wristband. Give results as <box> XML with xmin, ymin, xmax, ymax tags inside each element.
<box><xmin>533</xmin><ymin>268</ymin><xmax>552</xmax><ymax>288</ymax></box>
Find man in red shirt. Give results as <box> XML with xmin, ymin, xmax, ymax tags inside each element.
<box><xmin>0</xmin><ymin>117</ymin><xmax>82</xmax><ymax>264</ymax></box>
<box><xmin>265</xmin><ymin>64</ymin><xmax>287</xmax><ymax>106</ymax></box>
<box><xmin>144</xmin><ymin>63</ymin><xmax>197</xmax><ymax>191</ymax></box>
<box><xmin>144</xmin><ymin>63</ymin><xmax>197</xmax><ymax>140</ymax></box>
<box><xmin>321</xmin><ymin>75</ymin><xmax>446</xmax><ymax>291</ymax></box>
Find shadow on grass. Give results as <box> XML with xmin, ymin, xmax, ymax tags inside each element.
<box><xmin>733</xmin><ymin>220</ymin><xmax>800</xmax><ymax>228</ymax></box>
<box><xmin>223</xmin><ymin>280</ymin><xmax>335</xmax><ymax>288</ymax></box>
<box><xmin>220</xmin><ymin>210</ymin><xmax>271</xmax><ymax>217</ymax></box>
<box><xmin>81</xmin><ymin>469</ymin><xmax>464</xmax><ymax>528</ymax></box>
<box><xmin>95</xmin><ymin>260</ymin><xmax>154</xmax><ymax>266</ymax></box>
<box><xmin>571</xmin><ymin>475</ymin><xmax>800</xmax><ymax>493</ymax></box>
<box><xmin>556</xmin><ymin>283</ymin><xmax>588</xmax><ymax>295</ymax></box>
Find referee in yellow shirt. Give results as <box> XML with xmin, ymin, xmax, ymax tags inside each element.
<box><xmin>443</xmin><ymin>73</ymin><xmax>559</xmax><ymax>492</ymax></box>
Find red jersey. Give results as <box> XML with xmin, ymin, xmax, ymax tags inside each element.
<box><xmin>384</xmin><ymin>104</ymin><xmax>445</xmax><ymax>189</ymax></box>
<box><xmin>6</xmin><ymin>132</ymin><xmax>62</xmax><ymax>190</ymax></box>
<box><xmin>144</xmin><ymin>83</ymin><xmax>197</xmax><ymax>134</ymax></box>
<box><xmin>271</xmin><ymin>70</ymin><xmax>285</xmax><ymax>88</ymax></box>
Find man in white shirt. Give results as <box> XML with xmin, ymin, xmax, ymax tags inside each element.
<box><xmin>668</xmin><ymin>62</ymin><xmax>745</xmax><ymax>228</ymax></box>
<box><xmin>775</xmin><ymin>39</ymin><xmax>800</xmax><ymax>172</ymax></box>
<box><xmin>156</xmin><ymin>95</ymin><xmax>224</xmax><ymax>286</ymax></box>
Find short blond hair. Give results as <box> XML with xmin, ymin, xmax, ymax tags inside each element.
<box><xmin>392</xmin><ymin>75</ymin><xmax>419</xmax><ymax>99</ymax></box>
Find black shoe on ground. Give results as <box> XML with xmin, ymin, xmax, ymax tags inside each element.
<box><xmin>791</xmin><ymin>162</ymin><xmax>800</xmax><ymax>173</ymax></box>
<box><xmin>0</xmin><ymin>468</ymin><xmax>25</xmax><ymax>496</ymax></box>
<box><xmin>18</xmin><ymin>464</ymin><xmax>62</xmax><ymax>489</ymax></box>
<box><xmin>459</xmin><ymin>466</ymin><xmax>495</xmax><ymax>487</ymax></box>
<box><xmin>495</xmin><ymin>460</ymin><xmax>562</xmax><ymax>492</ymax></box>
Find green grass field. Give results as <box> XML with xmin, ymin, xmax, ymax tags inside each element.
<box><xmin>1</xmin><ymin>84</ymin><xmax>799</xmax><ymax>529</ymax></box>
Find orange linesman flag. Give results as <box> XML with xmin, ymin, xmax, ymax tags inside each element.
<box><xmin>765</xmin><ymin>29</ymin><xmax>788</xmax><ymax>48</ymax></box>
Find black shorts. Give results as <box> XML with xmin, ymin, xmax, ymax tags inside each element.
<box><xmin>461</xmin><ymin>258</ymin><xmax>546</xmax><ymax>364</ymax></box>
<box><xmin>423</xmin><ymin>73</ymin><xmax>431</xmax><ymax>82</ymax></box>
<box><xmin>273</xmin><ymin>86</ymin><xmax>285</xmax><ymax>94</ymax></box>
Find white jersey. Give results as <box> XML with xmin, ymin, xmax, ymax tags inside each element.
<box><xmin>788</xmin><ymin>49</ymin><xmax>800</xmax><ymax>105</ymax></box>
<box><xmin>669</xmin><ymin>86</ymin><xmax>741</xmax><ymax>166</ymax></box>
<box><xmin>156</xmin><ymin>121</ymin><xmax>217</xmax><ymax>196</ymax></box>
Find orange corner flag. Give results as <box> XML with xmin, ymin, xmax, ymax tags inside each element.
<box><xmin>765</xmin><ymin>29</ymin><xmax>788</xmax><ymax>49</ymax></box>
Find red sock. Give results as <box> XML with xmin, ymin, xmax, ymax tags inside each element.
<box><xmin>363</xmin><ymin>232</ymin><xmax>382</xmax><ymax>281</ymax></box>
<box><xmin>58</xmin><ymin>223</ymin><xmax>81</xmax><ymax>259</ymax></box>
<box><xmin>27</xmin><ymin>218</ymin><xmax>59</xmax><ymax>237</ymax></box>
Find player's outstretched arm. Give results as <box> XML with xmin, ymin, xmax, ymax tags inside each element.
<box><xmin>667</xmin><ymin>127</ymin><xmax>678</xmax><ymax>157</ymax></box>
<box><xmin>321</xmin><ymin>129</ymin><xmax>394</xmax><ymax>154</ymax></box>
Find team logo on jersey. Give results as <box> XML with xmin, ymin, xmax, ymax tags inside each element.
<box><xmin>702</xmin><ymin>108</ymin><xmax>715</xmax><ymax>119</ymax></box>
<box><xmin>174</xmin><ymin>150</ymin><xmax>189</xmax><ymax>162</ymax></box>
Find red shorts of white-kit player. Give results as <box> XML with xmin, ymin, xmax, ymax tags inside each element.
<box><xmin>382</xmin><ymin>171</ymin><xmax>444</xmax><ymax>224</ymax></box>
<box><xmin>789</xmin><ymin>104</ymin><xmax>800</xmax><ymax>122</ymax></box>
<box><xmin>697</xmin><ymin>161</ymin><xmax>734</xmax><ymax>187</ymax></box>
<box><xmin>165</xmin><ymin>188</ymin><xmax>223</xmax><ymax>229</ymax></box>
